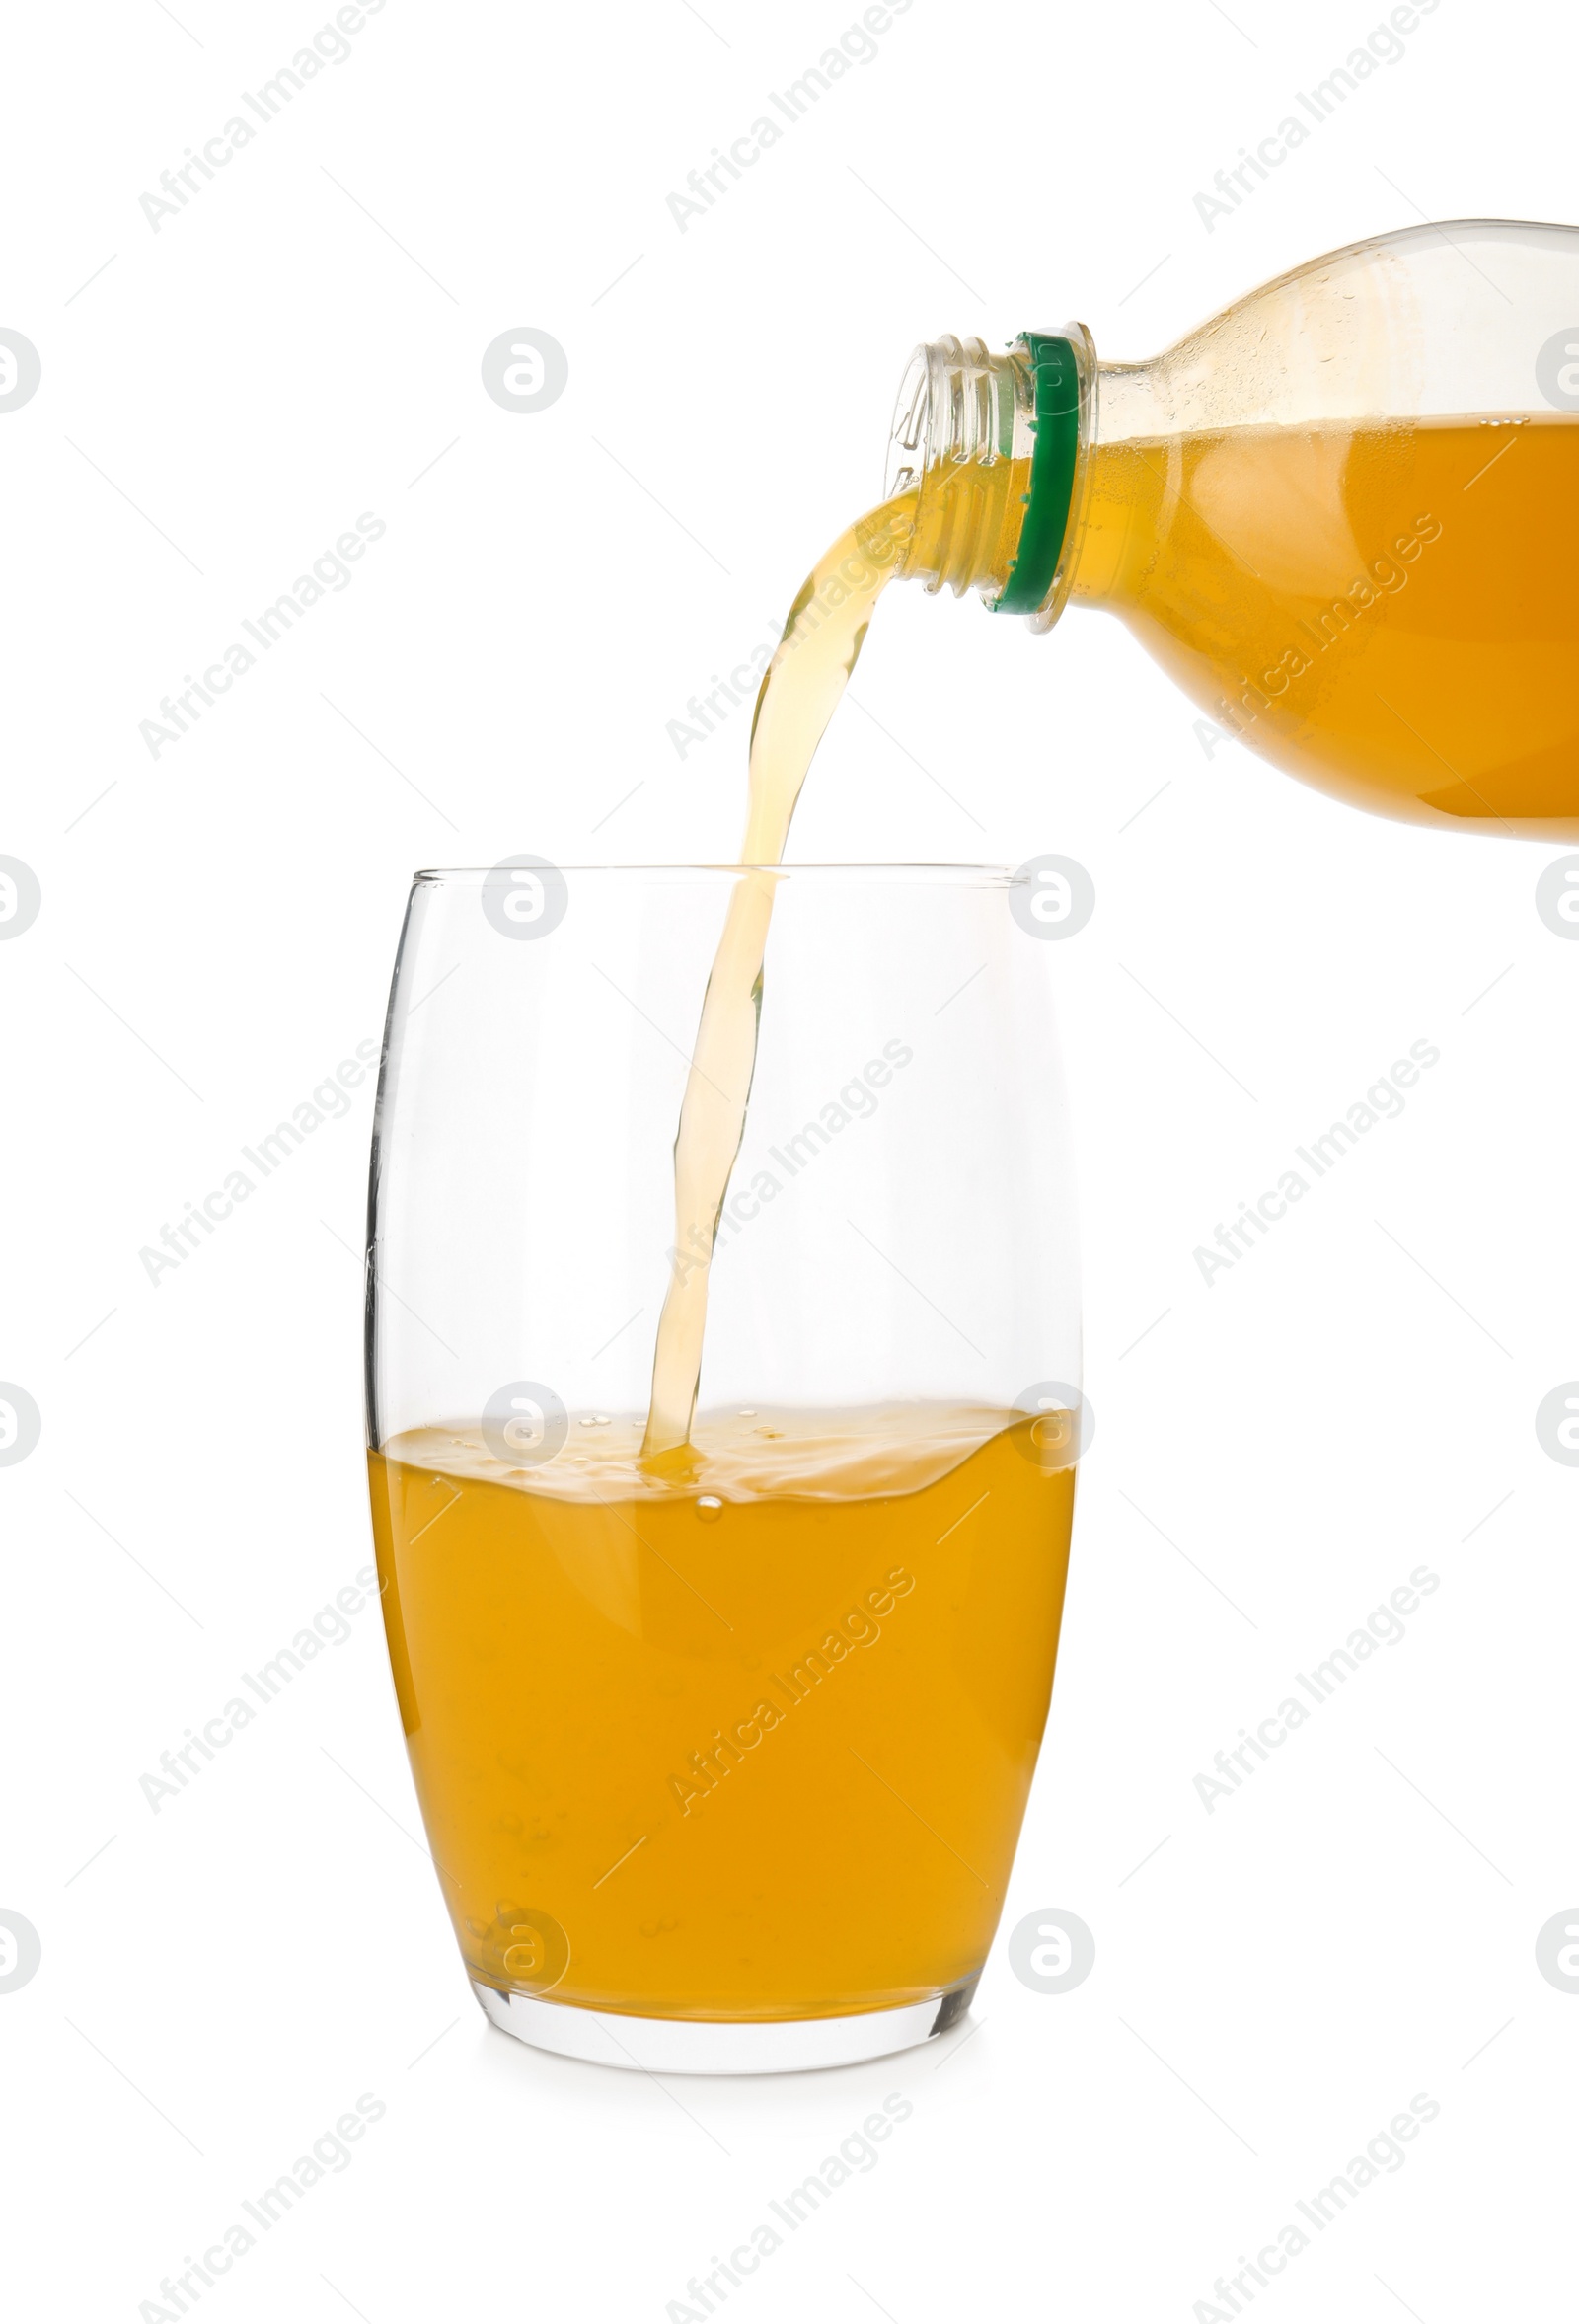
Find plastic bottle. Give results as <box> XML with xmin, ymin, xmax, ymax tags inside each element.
<box><xmin>886</xmin><ymin>220</ymin><xmax>1579</xmax><ymax>837</ymax></box>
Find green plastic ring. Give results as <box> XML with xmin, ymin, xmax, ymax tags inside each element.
<box><xmin>991</xmin><ymin>332</ymin><xmax>1080</xmax><ymax>617</ymax></box>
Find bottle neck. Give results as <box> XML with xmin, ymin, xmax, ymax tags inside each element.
<box><xmin>885</xmin><ymin>325</ymin><xmax>1095</xmax><ymax>628</ymax></box>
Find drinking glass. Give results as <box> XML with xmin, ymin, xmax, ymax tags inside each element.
<box><xmin>364</xmin><ymin>863</ymin><xmax>1085</xmax><ymax>2073</ymax></box>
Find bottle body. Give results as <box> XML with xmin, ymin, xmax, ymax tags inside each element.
<box><xmin>892</xmin><ymin>223</ymin><xmax>1579</xmax><ymax>837</ymax></box>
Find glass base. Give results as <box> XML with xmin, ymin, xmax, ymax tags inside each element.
<box><xmin>472</xmin><ymin>1974</ymin><xmax>979</xmax><ymax>2076</ymax></box>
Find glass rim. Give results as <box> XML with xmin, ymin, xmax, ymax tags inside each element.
<box><xmin>414</xmin><ymin>862</ymin><xmax>1017</xmax><ymax>884</ymax></box>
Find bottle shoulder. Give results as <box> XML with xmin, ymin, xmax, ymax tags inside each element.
<box><xmin>1094</xmin><ymin>219</ymin><xmax>1579</xmax><ymax>440</ymax></box>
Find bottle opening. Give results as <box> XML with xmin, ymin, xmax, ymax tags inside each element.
<box><xmin>885</xmin><ymin>325</ymin><xmax>1094</xmax><ymax>626</ymax></box>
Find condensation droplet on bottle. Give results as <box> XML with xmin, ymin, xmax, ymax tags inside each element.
<box><xmin>696</xmin><ymin>1495</ymin><xmax>723</xmax><ymax>1523</ymax></box>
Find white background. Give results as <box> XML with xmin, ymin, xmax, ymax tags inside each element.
<box><xmin>4</xmin><ymin>1</ymin><xmax>1578</xmax><ymax>2317</ymax></box>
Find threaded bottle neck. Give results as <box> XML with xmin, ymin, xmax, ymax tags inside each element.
<box><xmin>885</xmin><ymin>326</ymin><xmax>1094</xmax><ymax>623</ymax></box>
<box><xmin>884</xmin><ymin>336</ymin><xmax>1034</xmax><ymax>598</ymax></box>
